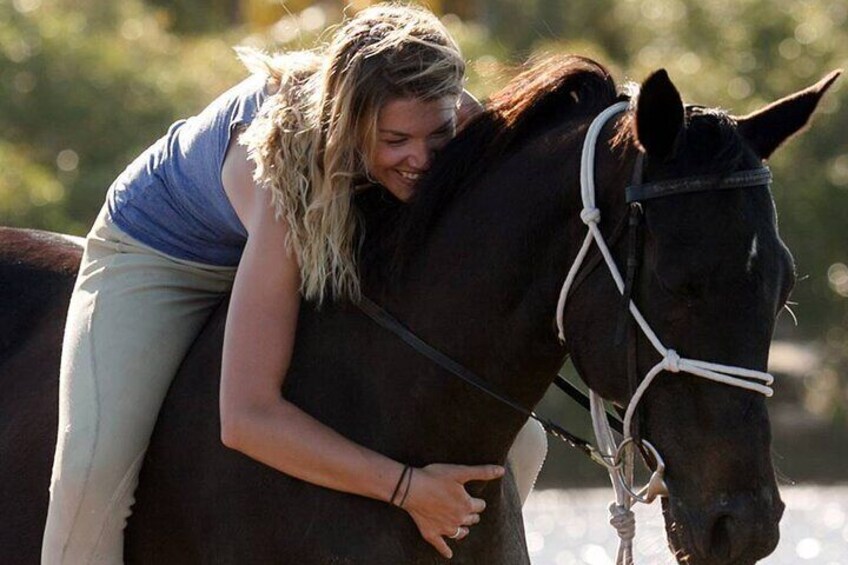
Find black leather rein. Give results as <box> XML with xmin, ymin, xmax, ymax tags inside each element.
<box><xmin>356</xmin><ymin>295</ymin><xmax>611</xmax><ymax>463</ymax></box>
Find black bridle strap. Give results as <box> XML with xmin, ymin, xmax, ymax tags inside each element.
<box><xmin>356</xmin><ymin>296</ymin><xmax>621</xmax><ymax>460</ymax></box>
<box><xmin>614</xmin><ymin>204</ymin><xmax>644</xmax><ymax>346</ymax></box>
<box><xmin>618</xmin><ymin>162</ymin><xmax>773</xmax><ymax>453</ymax></box>
<box><xmin>626</xmin><ymin>167</ymin><xmax>772</xmax><ymax>202</ymax></box>
<box><xmin>551</xmin><ymin>374</ymin><xmax>624</xmax><ymax>435</ymax></box>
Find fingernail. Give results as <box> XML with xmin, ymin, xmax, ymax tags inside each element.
<box><xmin>495</xmin><ymin>466</ymin><xmax>505</xmax><ymax>476</ymax></box>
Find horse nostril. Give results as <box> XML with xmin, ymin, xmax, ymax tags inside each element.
<box><xmin>709</xmin><ymin>514</ymin><xmax>735</xmax><ymax>561</ymax></box>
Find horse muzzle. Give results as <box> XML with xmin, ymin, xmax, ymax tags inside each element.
<box><xmin>665</xmin><ymin>486</ymin><xmax>784</xmax><ymax>565</ymax></box>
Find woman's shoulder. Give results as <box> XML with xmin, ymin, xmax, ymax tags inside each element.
<box><xmin>232</xmin><ymin>51</ymin><xmax>322</xmax><ymax>244</ymax></box>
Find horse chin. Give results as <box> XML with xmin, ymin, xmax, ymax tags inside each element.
<box><xmin>661</xmin><ymin>493</ymin><xmax>783</xmax><ymax>565</ymax></box>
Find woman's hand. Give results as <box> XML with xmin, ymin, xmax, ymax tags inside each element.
<box><xmin>401</xmin><ymin>463</ymin><xmax>504</xmax><ymax>559</ymax></box>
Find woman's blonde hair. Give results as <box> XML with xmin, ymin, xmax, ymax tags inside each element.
<box><xmin>239</xmin><ymin>3</ymin><xmax>465</xmax><ymax>303</ymax></box>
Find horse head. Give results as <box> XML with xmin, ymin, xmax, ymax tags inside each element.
<box><xmin>564</xmin><ymin>68</ymin><xmax>839</xmax><ymax>564</ymax></box>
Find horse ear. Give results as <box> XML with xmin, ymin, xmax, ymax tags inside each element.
<box><xmin>633</xmin><ymin>69</ymin><xmax>684</xmax><ymax>161</ymax></box>
<box><xmin>736</xmin><ymin>70</ymin><xmax>842</xmax><ymax>160</ymax></box>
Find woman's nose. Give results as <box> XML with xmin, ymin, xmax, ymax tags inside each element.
<box><xmin>407</xmin><ymin>141</ymin><xmax>435</xmax><ymax>170</ymax></box>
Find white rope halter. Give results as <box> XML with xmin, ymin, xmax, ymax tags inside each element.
<box><xmin>554</xmin><ymin>101</ymin><xmax>775</xmax><ymax>564</ymax></box>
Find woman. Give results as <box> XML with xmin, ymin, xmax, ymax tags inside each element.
<box><xmin>42</xmin><ymin>4</ymin><xmax>545</xmax><ymax>563</ymax></box>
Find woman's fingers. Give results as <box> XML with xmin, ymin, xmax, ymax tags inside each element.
<box><xmin>407</xmin><ymin>462</ymin><xmax>505</xmax><ymax>558</ymax></box>
<box><xmin>461</xmin><ymin>513</ymin><xmax>480</xmax><ymax>526</ymax></box>
<box><xmin>446</xmin><ymin>526</ymin><xmax>470</xmax><ymax>541</ymax></box>
<box><xmin>451</xmin><ymin>464</ymin><xmax>505</xmax><ymax>484</ymax></box>
<box><xmin>428</xmin><ymin>535</ymin><xmax>453</xmax><ymax>559</ymax></box>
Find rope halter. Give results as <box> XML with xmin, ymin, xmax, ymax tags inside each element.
<box><xmin>554</xmin><ymin>101</ymin><xmax>775</xmax><ymax>564</ymax></box>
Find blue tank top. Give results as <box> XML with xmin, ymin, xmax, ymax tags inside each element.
<box><xmin>106</xmin><ymin>74</ymin><xmax>269</xmax><ymax>266</ymax></box>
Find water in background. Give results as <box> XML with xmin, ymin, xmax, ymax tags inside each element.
<box><xmin>523</xmin><ymin>485</ymin><xmax>847</xmax><ymax>564</ymax></box>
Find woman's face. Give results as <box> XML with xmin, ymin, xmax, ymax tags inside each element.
<box><xmin>368</xmin><ymin>96</ymin><xmax>458</xmax><ymax>202</ymax></box>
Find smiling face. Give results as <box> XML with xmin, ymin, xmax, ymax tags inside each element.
<box><xmin>367</xmin><ymin>96</ymin><xmax>458</xmax><ymax>201</ymax></box>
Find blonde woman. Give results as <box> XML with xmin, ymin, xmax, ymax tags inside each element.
<box><xmin>42</xmin><ymin>4</ymin><xmax>546</xmax><ymax>563</ymax></box>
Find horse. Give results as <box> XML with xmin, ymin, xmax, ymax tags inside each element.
<box><xmin>0</xmin><ymin>55</ymin><xmax>838</xmax><ymax>564</ymax></box>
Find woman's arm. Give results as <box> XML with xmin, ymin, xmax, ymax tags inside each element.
<box><xmin>219</xmin><ymin>138</ymin><xmax>503</xmax><ymax>559</ymax></box>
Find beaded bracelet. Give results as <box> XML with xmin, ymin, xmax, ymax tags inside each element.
<box><xmin>390</xmin><ymin>464</ymin><xmax>411</xmax><ymax>506</ymax></box>
<box><xmin>398</xmin><ymin>468</ymin><xmax>414</xmax><ymax>508</ymax></box>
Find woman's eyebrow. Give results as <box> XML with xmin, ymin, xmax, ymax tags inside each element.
<box><xmin>378</xmin><ymin>118</ymin><xmax>454</xmax><ymax>137</ymax></box>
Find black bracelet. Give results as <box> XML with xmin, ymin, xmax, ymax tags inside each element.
<box><xmin>398</xmin><ymin>467</ymin><xmax>414</xmax><ymax>508</ymax></box>
<box><xmin>390</xmin><ymin>465</ymin><xmax>411</xmax><ymax>506</ymax></box>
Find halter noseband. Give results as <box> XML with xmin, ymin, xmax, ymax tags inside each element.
<box><xmin>555</xmin><ymin>101</ymin><xmax>775</xmax><ymax>564</ymax></box>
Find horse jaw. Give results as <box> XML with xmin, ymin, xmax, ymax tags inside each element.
<box><xmin>736</xmin><ymin>70</ymin><xmax>842</xmax><ymax>160</ymax></box>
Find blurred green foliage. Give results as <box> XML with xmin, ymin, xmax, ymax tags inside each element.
<box><xmin>1</xmin><ymin>0</ymin><xmax>846</xmax><ymax>481</ymax></box>
<box><xmin>0</xmin><ymin>0</ymin><xmax>245</xmax><ymax>232</ymax></box>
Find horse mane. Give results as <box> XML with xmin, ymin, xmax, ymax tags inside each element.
<box><xmin>357</xmin><ymin>54</ymin><xmax>622</xmax><ymax>288</ymax></box>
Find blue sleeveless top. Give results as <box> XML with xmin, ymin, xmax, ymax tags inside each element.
<box><xmin>106</xmin><ymin>74</ymin><xmax>269</xmax><ymax>266</ymax></box>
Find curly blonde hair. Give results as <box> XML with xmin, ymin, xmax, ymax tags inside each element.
<box><xmin>238</xmin><ymin>3</ymin><xmax>465</xmax><ymax>304</ymax></box>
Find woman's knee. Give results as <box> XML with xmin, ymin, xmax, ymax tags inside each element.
<box><xmin>507</xmin><ymin>419</ymin><xmax>548</xmax><ymax>504</ymax></box>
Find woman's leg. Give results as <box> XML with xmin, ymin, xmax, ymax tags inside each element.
<box><xmin>41</xmin><ymin>215</ymin><xmax>235</xmax><ymax>565</ymax></box>
<box><xmin>507</xmin><ymin>419</ymin><xmax>548</xmax><ymax>505</ymax></box>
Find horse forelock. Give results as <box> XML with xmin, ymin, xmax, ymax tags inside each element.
<box><xmin>614</xmin><ymin>104</ymin><xmax>753</xmax><ymax>177</ymax></box>
<box><xmin>682</xmin><ymin>107</ymin><xmax>752</xmax><ymax>175</ymax></box>
<box><xmin>357</xmin><ymin>54</ymin><xmax>622</xmax><ymax>288</ymax></box>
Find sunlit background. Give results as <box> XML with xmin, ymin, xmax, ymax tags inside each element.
<box><xmin>2</xmin><ymin>0</ymin><xmax>846</xmax><ymax>562</ymax></box>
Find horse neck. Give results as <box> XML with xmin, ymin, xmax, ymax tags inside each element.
<box><xmin>373</xmin><ymin>118</ymin><xmax>633</xmax><ymax>437</ymax></box>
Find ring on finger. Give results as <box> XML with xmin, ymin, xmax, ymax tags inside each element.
<box><xmin>449</xmin><ymin>526</ymin><xmax>462</xmax><ymax>540</ymax></box>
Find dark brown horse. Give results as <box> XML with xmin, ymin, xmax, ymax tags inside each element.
<box><xmin>0</xmin><ymin>56</ymin><xmax>839</xmax><ymax>564</ymax></box>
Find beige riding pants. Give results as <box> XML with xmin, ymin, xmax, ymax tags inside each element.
<box><xmin>41</xmin><ymin>209</ymin><xmax>237</xmax><ymax>564</ymax></box>
<box><xmin>41</xmin><ymin>209</ymin><xmax>546</xmax><ymax>565</ymax></box>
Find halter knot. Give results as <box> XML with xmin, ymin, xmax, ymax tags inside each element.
<box><xmin>580</xmin><ymin>207</ymin><xmax>601</xmax><ymax>225</ymax></box>
<box><xmin>608</xmin><ymin>502</ymin><xmax>636</xmax><ymax>543</ymax></box>
<box><xmin>663</xmin><ymin>349</ymin><xmax>682</xmax><ymax>373</ymax></box>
